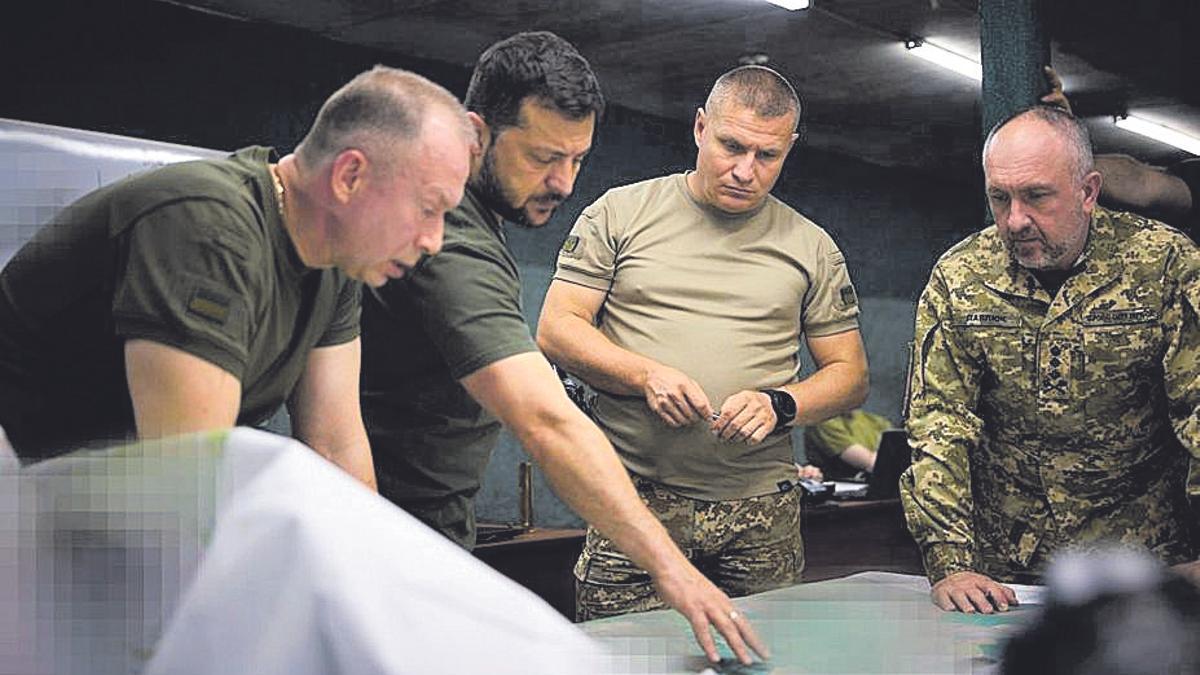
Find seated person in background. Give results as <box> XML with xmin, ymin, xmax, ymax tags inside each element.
<box><xmin>902</xmin><ymin>105</ymin><xmax>1200</xmax><ymax>615</ymax></box>
<box><xmin>796</xmin><ymin>463</ymin><xmax>825</xmax><ymax>481</ymax></box>
<box><xmin>803</xmin><ymin>409</ymin><xmax>891</xmax><ymax>480</ymax></box>
<box><xmin>0</xmin><ymin>67</ymin><xmax>476</xmax><ymax>491</ymax></box>
<box><xmin>1042</xmin><ymin>66</ymin><xmax>1198</xmax><ymax>239</ymax></box>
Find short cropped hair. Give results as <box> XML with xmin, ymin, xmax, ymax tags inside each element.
<box><xmin>464</xmin><ymin>31</ymin><xmax>605</xmax><ymax>133</ymax></box>
<box><xmin>296</xmin><ymin>65</ymin><xmax>471</xmax><ymax>171</ymax></box>
<box><xmin>705</xmin><ymin>65</ymin><xmax>802</xmax><ymax>131</ymax></box>
<box><xmin>983</xmin><ymin>105</ymin><xmax>1095</xmax><ymax>180</ymax></box>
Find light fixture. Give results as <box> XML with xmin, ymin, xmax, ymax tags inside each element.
<box><xmin>765</xmin><ymin>0</ymin><xmax>810</xmax><ymax>10</ymax></box>
<box><xmin>904</xmin><ymin>38</ymin><xmax>982</xmax><ymax>82</ymax></box>
<box><xmin>1113</xmin><ymin>114</ymin><xmax>1200</xmax><ymax>156</ymax></box>
<box><xmin>739</xmin><ymin>53</ymin><xmax>771</xmax><ymax>66</ymax></box>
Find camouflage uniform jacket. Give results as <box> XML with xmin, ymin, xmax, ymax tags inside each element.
<box><xmin>901</xmin><ymin>208</ymin><xmax>1200</xmax><ymax>583</ymax></box>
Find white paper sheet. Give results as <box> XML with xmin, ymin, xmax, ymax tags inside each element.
<box><xmin>146</xmin><ymin>429</ymin><xmax>606</xmax><ymax>675</ymax></box>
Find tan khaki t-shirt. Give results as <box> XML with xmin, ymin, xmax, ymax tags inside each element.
<box><xmin>554</xmin><ymin>173</ymin><xmax>860</xmax><ymax>500</ymax></box>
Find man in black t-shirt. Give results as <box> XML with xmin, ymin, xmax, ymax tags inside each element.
<box><xmin>0</xmin><ymin>66</ymin><xmax>474</xmax><ymax>491</ymax></box>
<box><xmin>360</xmin><ymin>32</ymin><xmax>768</xmax><ymax>666</ymax></box>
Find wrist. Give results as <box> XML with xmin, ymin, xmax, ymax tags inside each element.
<box><xmin>924</xmin><ymin>544</ymin><xmax>977</xmax><ymax>584</ymax></box>
<box><xmin>759</xmin><ymin>388</ymin><xmax>797</xmax><ymax>431</ymax></box>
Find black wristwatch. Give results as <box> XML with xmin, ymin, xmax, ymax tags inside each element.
<box><xmin>760</xmin><ymin>389</ymin><xmax>797</xmax><ymax>432</ymax></box>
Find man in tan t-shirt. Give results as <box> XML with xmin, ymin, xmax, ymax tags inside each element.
<box><xmin>538</xmin><ymin>65</ymin><xmax>869</xmax><ymax>619</ymax></box>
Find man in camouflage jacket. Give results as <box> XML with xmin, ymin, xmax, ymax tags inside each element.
<box><xmin>901</xmin><ymin>105</ymin><xmax>1200</xmax><ymax>614</ymax></box>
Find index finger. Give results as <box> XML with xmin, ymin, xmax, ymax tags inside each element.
<box><xmin>681</xmin><ymin>383</ymin><xmax>713</xmax><ymax>420</ymax></box>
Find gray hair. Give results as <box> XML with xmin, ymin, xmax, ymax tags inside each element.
<box><xmin>983</xmin><ymin>105</ymin><xmax>1094</xmax><ymax>180</ymax></box>
<box><xmin>296</xmin><ymin>65</ymin><xmax>472</xmax><ymax>172</ymax></box>
<box><xmin>704</xmin><ymin>65</ymin><xmax>802</xmax><ymax>131</ymax></box>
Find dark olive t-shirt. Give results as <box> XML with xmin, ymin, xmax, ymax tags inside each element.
<box><xmin>0</xmin><ymin>146</ymin><xmax>361</xmax><ymax>459</ymax></box>
<box><xmin>360</xmin><ymin>185</ymin><xmax>537</xmax><ymax>509</ymax></box>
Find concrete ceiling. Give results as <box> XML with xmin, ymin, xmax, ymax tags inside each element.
<box><xmin>164</xmin><ymin>0</ymin><xmax>1199</xmax><ymax>179</ymax></box>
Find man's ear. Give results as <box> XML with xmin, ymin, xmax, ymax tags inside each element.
<box><xmin>467</xmin><ymin>112</ymin><xmax>491</xmax><ymax>159</ymax></box>
<box><xmin>693</xmin><ymin>107</ymin><xmax>707</xmax><ymax>149</ymax></box>
<box><xmin>329</xmin><ymin>149</ymin><xmax>369</xmax><ymax>204</ymax></box>
<box><xmin>1081</xmin><ymin>169</ymin><xmax>1102</xmax><ymax>211</ymax></box>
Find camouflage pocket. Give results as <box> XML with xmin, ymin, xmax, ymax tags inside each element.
<box><xmin>574</xmin><ymin>527</ymin><xmax>654</xmax><ymax>586</ymax></box>
<box><xmin>1081</xmin><ymin>324</ymin><xmax>1160</xmax><ymax>422</ymax></box>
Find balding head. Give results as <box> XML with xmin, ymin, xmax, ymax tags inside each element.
<box><xmin>296</xmin><ymin>65</ymin><xmax>473</xmax><ymax>176</ymax></box>
<box><xmin>983</xmin><ymin>105</ymin><xmax>1094</xmax><ymax>181</ymax></box>
<box><xmin>704</xmin><ymin>65</ymin><xmax>802</xmax><ymax>132</ymax></box>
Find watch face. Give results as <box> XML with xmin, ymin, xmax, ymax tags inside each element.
<box><xmin>776</xmin><ymin>391</ymin><xmax>796</xmax><ymax>419</ymax></box>
<box><xmin>767</xmin><ymin>389</ymin><xmax>795</xmax><ymax>421</ymax></box>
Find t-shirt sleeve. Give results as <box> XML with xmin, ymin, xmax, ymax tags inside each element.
<box><xmin>553</xmin><ymin>196</ymin><xmax>618</xmax><ymax>291</ymax></box>
<box><xmin>401</xmin><ymin>241</ymin><xmax>537</xmax><ymax>380</ymax></box>
<box><xmin>802</xmin><ymin>231</ymin><xmax>861</xmax><ymax>336</ymax></box>
<box><xmin>317</xmin><ymin>278</ymin><xmax>362</xmax><ymax>348</ymax></box>
<box><xmin>111</xmin><ymin>199</ymin><xmax>262</xmax><ymax>381</ymax></box>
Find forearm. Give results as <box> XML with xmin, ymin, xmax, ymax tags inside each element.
<box><xmin>287</xmin><ymin>339</ymin><xmax>377</xmax><ymax>491</ymax></box>
<box><xmin>1096</xmin><ymin>154</ymin><xmax>1193</xmax><ymax>220</ymax></box>
<box><xmin>298</xmin><ymin>422</ymin><xmax>378</xmax><ymax>491</ymax></box>
<box><xmin>900</xmin><ymin>468</ymin><xmax>976</xmax><ymax>582</ymax></box>
<box><xmin>904</xmin><ymin>282</ymin><xmax>981</xmax><ymax>582</ymax></box>
<box><xmin>900</xmin><ymin>420</ymin><xmax>979</xmax><ymax>582</ymax></box>
<box><xmin>779</xmin><ymin>360</ymin><xmax>868</xmax><ymax>427</ymax></box>
<box><xmin>538</xmin><ymin>313</ymin><xmax>660</xmax><ymax>396</ymax></box>
<box><xmin>1163</xmin><ymin>244</ymin><xmax>1200</xmax><ymax>500</ymax></box>
<box><xmin>840</xmin><ymin>443</ymin><xmax>876</xmax><ymax>472</ymax></box>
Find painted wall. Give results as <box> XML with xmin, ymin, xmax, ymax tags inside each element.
<box><xmin>3</xmin><ymin>0</ymin><xmax>984</xmax><ymax>528</ymax></box>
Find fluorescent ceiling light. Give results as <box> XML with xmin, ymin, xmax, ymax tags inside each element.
<box><xmin>765</xmin><ymin>0</ymin><xmax>810</xmax><ymax>9</ymax></box>
<box><xmin>905</xmin><ymin>38</ymin><xmax>982</xmax><ymax>82</ymax></box>
<box><xmin>1114</xmin><ymin>115</ymin><xmax>1200</xmax><ymax>156</ymax></box>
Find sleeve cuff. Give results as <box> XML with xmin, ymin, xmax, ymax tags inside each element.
<box><xmin>922</xmin><ymin>544</ymin><xmax>977</xmax><ymax>584</ymax></box>
<box><xmin>316</xmin><ymin>324</ymin><xmax>360</xmax><ymax>348</ymax></box>
<box><xmin>115</xmin><ymin>316</ymin><xmax>246</xmax><ymax>381</ymax></box>
<box><xmin>805</xmin><ymin>320</ymin><xmax>861</xmax><ymax>338</ymax></box>
<box><xmin>553</xmin><ymin>266</ymin><xmax>612</xmax><ymax>292</ymax></box>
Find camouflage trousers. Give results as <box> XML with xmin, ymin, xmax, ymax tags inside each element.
<box><xmin>574</xmin><ymin>475</ymin><xmax>802</xmax><ymax>621</ymax></box>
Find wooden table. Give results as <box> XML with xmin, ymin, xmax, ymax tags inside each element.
<box><xmin>802</xmin><ymin>497</ymin><xmax>925</xmax><ymax>581</ymax></box>
<box><xmin>473</xmin><ymin>526</ymin><xmax>586</xmax><ymax>620</ymax></box>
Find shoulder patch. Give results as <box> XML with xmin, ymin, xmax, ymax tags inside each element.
<box><xmin>838</xmin><ymin>284</ymin><xmax>857</xmax><ymax>309</ymax></box>
<box><xmin>187</xmin><ymin>287</ymin><xmax>232</xmax><ymax>325</ymax></box>
<box><xmin>560</xmin><ymin>235</ymin><xmax>582</xmax><ymax>258</ymax></box>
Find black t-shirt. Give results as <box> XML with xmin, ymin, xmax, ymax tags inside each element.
<box><xmin>359</xmin><ymin>185</ymin><xmax>537</xmax><ymax>507</ymax></box>
<box><xmin>0</xmin><ymin>146</ymin><xmax>360</xmax><ymax>459</ymax></box>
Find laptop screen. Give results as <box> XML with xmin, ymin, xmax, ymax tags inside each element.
<box><xmin>867</xmin><ymin>429</ymin><xmax>912</xmax><ymax>499</ymax></box>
